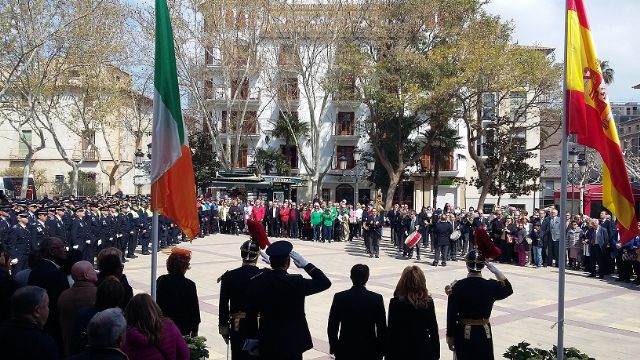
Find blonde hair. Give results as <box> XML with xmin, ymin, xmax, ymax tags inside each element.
<box><xmin>394</xmin><ymin>266</ymin><xmax>431</xmax><ymax>309</ymax></box>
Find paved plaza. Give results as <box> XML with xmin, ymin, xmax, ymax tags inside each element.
<box><xmin>123</xmin><ymin>233</ymin><xmax>640</xmax><ymax>359</ymax></box>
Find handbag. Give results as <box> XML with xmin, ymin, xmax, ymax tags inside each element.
<box><xmin>526</xmin><ymin>236</ymin><xmax>533</xmax><ymax>245</ymax></box>
<box><xmin>450</xmin><ymin>230</ymin><xmax>461</xmax><ymax>241</ymax></box>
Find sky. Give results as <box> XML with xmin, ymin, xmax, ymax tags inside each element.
<box><xmin>486</xmin><ymin>0</ymin><xmax>640</xmax><ymax>102</ymax></box>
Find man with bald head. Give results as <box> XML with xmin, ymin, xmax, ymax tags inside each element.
<box><xmin>57</xmin><ymin>260</ymin><xmax>98</xmax><ymax>356</ymax></box>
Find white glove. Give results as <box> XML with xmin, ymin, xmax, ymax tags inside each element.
<box><xmin>85</xmin><ymin>240</ymin><xmax>91</xmax><ymax>244</ymax></box>
<box><xmin>289</xmin><ymin>250</ymin><xmax>308</xmax><ymax>268</ymax></box>
<box><xmin>10</xmin><ymin>258</ymin><xmax>18</xmax><ymax>265</ymax></box>
<box><xmin>109</xmin><ymin>237</ymin><xmax>114</xmax><ymax>241</ymax></box>
<box><xmin>97</xmin><ymin>240</ymin><xmax>102</xmax><ymax>246</ymax></box>
<box><xmin>73</xmin><ymin>245</ymin><xmax>79</xmax><ymax>250</ymax></box>
<box><xmin>259</xmin><ymin>250</ymin><xmax>270</xmax><ymax>265</ymax></box>
<box><xmin>485</xmin><ymin>261</ymin><xmax>506</xmax><ymax>281</ymax></box>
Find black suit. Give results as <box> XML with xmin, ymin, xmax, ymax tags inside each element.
<box><xmin>0</xmin><ymin>317</ymin><xmax>60</xmax><ymax>360</ymax></box>
<box><xmin>28</xmin><ymin>258</ymin><xmax>70</xmax><ymax>355</ymax></box>
<box><xmin>246</xmin><ymin>264</ymin><xmax>331</xmax><ymax>360</ymax></box>
<box><xmin>387</xmin><ymin>297</ymin><xmax>440</xmax><ymax>360</ymax></box>
<box><xmin>327</xmin><ymin>285</ymin><xmax>387</xmax><ymax>360</ymax></box>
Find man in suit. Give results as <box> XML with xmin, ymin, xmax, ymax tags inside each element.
<box><xmin>548</xmin><ymin>208</ymin><xmax>561</xmax><ymax>267</ymax></box>
<box><xmin>388</xmin><ymin>204</ymin><xmax>402</xmax><ymax>249</ymax></box>
<box><xmin>28</xmin><ymin>237</ymin><xmax>70</xmax><ymax>355</ymax></box>
<box><xmin>367</xmin><ymin>208</ymin><xmax>384</xmax><ymax>258</ymax></box>
<box><xmin>539</xmin><ymin>209</ymin><xmax>551</xmax><ymax>266</ymax></box>
<box><xmin>327</xmin><ymin>264</ymin><xmax>386</xmax><ymax>360</ymax></box>
<box><xmin>245</xmin><ymin>241</ymin><xmax>331</xmax><ymax>360</ymax></box>
<box><xmin>588</xmin><ymin>218</ymin><xmax>609</xmax><ymax>278</ymax></box>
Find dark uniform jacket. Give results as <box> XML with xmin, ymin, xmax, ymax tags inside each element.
<box><xmin>246</xmin><ymin>264</ymin><xmax>331</xmax><ymax>359</ymax></box>
<box><xmin>71</xmin><ymin>217</ymin><xmax>93</xmax><ymax>250</ymax></box>
<box><xmin>434</xmin><ymin>221</ymin><xmax>453</xmax><ymax>246</ymax></box>
<box><xmin>7</xmin><ymin>223</ymin><xmax>31</xmax><ymax>260</ymax></box>
<box><xmin>327</xmin><ymin>286</ymin><xmax>387</xmax><ymax>360</ymax></box>
<box><xmin>31</xmin><ymin>220</ymin><xmax>49</xmax><ymax>252</ymax></box>
<box><xmin>446</xmin><ymin>276</ymin><xmax>513</xmax><ymax>360</ymax></box>
<box><xmin>157</xmin><ymin>273</ymin><xmax>201</xmax><ymax>336</ymax></box>
<box><xmin>1</xmin><ymin>216</ymin><xmax>12</xmax><ymax>246</ymax></box>
<box><xmin>45</xmin><ymin>216</ymin><xmax>66</xmax><ymax>242</ymax></box>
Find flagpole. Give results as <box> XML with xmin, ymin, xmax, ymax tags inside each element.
<box><xmin>151</xmin><ymin>210</ymin><xmax>159</xmax><ymax>301</ymax></box>
<box><xmin>557</xmin><ymin>0</ymin><xmax>570</xmax><ymax>359</ymax></box>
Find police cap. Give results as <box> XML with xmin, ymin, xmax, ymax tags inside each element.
<box><xmin>265</xmin><ymin>240</ymin><xmax>293</xmax><ymax>259</ymax></box>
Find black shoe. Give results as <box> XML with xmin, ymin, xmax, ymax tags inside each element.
<box><xmin>587</xmin><ymin>274</ymin><xmax>596</xmax><ymax>277</ymax></box>
<box><xmin>375</xmin><ymin>255</ymin><xmax>379</xmax><ymax>258</ymax></box>
<box><xmin>431</xmin><ymin>262</ymin><xmax>438</xmax><ymax>266</ymax></box>
<box><xmin>142</xmin><ymin>252</ymin><xmax>150</xmax><ymax>255</ymax></box>
<box><xmin>126</xmin><ymin>254</ymin><xmax>138</xmax><ymax>259</ymax></box>
<box><xmin>370</xmin><ymin>254</ymin><xmax>373</xmax><ymax>258</ymax></box>
<box><xmin>440</xmin><ymin>262</ymin><xmax>446</xmax><ymax>267</ymax></box>
<box><xmin>417</xmin><ymin>256</ymin><xmax>421</xmax><ymax>260</ymax></box>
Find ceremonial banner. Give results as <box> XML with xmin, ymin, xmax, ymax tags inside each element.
<box><xmin>151</xmin><ymin>0</ymin><xmax>199</xmax><ymax>239</ymax></box>
<box><xmin>566</xmin><ymin>0</ymin><xmax>638</xmax><ymax>243</ymax></box>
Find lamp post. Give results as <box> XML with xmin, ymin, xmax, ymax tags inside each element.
<box><xmin>134</xmin><ymin>148</ymin><xmax>145</xmax><ymax>195</ymax></box>
<box><xmin>567</xmin><ymin>147</ymin><xmax>587</xmax><ymax>215</ymax></box>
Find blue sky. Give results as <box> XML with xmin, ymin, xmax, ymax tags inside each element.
<box><xmin>486</xmin><ymin>0</ymin><xmax>640</xmax><ymax>102</ymax></box>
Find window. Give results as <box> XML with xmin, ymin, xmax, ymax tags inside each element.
<box><xmin>221</xmin><ymin>111</ymin><xmax>257</xmax><ymax>134</ymax></box>
<box><xmin>278</xmin><ymin>77</ymin><xmax>299</xmax><ymax>101</ymax></box>
<box><xmin>204</xmin><ymin>80</ymin><xmax>213</xmax><ymax>99</ymax></box>
<box><xmin>335</xmin><ymin>146</ymin><xmax>356</xmax><ymax>169</ymax></box>
<box><xmin>322</xmin><ymin>188</ymin><xmax>331</xmax><ymax>202</ymax></box>
<box><xmin>278</xmin><ymin>45</ymin><xmax>296</xmax><ymax>66</ymax></box>
<box><xmin>81</xmin><ymin>130</ymin><xmax>96</xmax><ymax>160</ymax></box>
<box><xmin>481</xmin><ymin>92</ymin><xmax>497</xmax><ymax>120</ymax></box>
<box><xmin>205</xmin><ymin>47</ymin><xmax>221</xmax><ymax>66</ymax></box>
<box><xmin>18</xmin><ymin>130</ymin><xmax>32</xmax><ymax>157</ymax></box>
<box><xmin>336</xmin><ymin>112</ymin><xmax>355</xmax><ymax>135</ymax></box>
<box><xmin>280</xmin><ymin>145</ymin><xmax>298</xmax><ymax>169</ymax></box>
<box><xmin>420</xmin><ymin>149</ymin><xmax>455</xmax><ymax>171</ymax></box>
<box><xmin>231</xmin><ymin>78</ymin><xmax>250</xmax><ymax>100</ymax></box>
<box><xmin>477</xmin><ymin>121</ymin><xmax>494</xmax><ymax>157</ymax></box>
<box><xmin>513</xmin><ymin>128</ymin><xmax>527</xmax><ymax>152</ymax></box>
<box><xmin>55</xmin><ymin>175</ymin><xmax>65</xmax><ymax>184</ymax></box>
<box><xmin>510</xmin><ymin>91</ymin><xmax>527</xmax><ymax>122</ymax></box>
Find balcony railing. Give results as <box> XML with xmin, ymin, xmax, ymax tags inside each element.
<box><xmin>72</xmin><ymin>149</ymin><xmax>98</xmax><ymax>161</ymax></box>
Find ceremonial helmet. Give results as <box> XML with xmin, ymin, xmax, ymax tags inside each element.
<box><xmin>465</xmin><ymin>249</ymin><xmax>486</xmax><ymax>272</ymax></box>
<box><xmin>240</xmin><ymin>240</ymin><xmax>260</xmax><ymax>261</ymax></box>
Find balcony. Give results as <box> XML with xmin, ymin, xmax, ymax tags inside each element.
<box><xmin>206</xmin><ymin>87</ymin><xmax>261</xmax><ymax>109</ymax></box>
<box><xmin>72</xmin><ymin>149</ymin><xmax>98</xmax><ymax>161</ymax></box>
<box><xmin>8</xmin><ymin>148</ymin><xmax>28</xmax><ymax>160</ymax></box>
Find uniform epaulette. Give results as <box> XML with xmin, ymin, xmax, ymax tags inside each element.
<box><xmin>216</xmin><ymin>270</ymin><xmax>228</xmax><ymax>283</ymax></box>
<box><xmin>445</xmin><ymin>280</ymin><xmax>458</xmax><ymax>296</ymax></box>
<box><xmin>250</xmin><ymin>272</ymin><xmax>264</xmax><ymax>281</ymax></box>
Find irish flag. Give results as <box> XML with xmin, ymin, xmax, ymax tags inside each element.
<box><xmin>151</xmin><ymin>0</ymin><xmax>199</xmax><ymax>239</ymax></box>
<box><xmin>566</xmin><ymin>0</ymin><xmax>638</xmax><ymax>243</ymax></box>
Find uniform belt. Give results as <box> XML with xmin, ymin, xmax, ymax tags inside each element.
<box><xmin>460</xmin><ymin>318</ymin><xmax>491</xmax><ymax>340</ymax></box>
<box><xmin>230</xmin><ymin>312</ymin><xmax>246</xmax><ymax>332</ymax></box>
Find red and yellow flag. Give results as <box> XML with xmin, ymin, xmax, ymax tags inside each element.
<box><xmin>566</xmin><ymin>0</ymin><xmax>638</xmax><ymax>243</ymax></box>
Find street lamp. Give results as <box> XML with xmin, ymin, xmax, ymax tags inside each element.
<box><xmin>134</xmin><ymin>148</ymin><xmax>146</xmax><ymax>195</ymax></box>
<box><xmin>568</xmin><ymin>147</ymin><xmax>587</xmax><ymax>215</ymax></box>
<box><xmin>367</xmin><ymin>159</ymin><xmax>375</xmax><ymax>171</ymax></box>
<box><xmin>147</xmin><ymin>143</ymin><xmax>152</xmax><ymax>159</ymax></box>
<box><xmin>134</xmin><ymin>148</ymin><xmax>144</xmax><ymax>167</ymax></box>
<box><xmin>353</xmin><ymin>148</ymin><xmax>361</xmax><ymax>162</ymax></box>
<box><xmin>338</xmin><ymin>155</ymin><xmax>348</xmax><ymax>170</ymax></box>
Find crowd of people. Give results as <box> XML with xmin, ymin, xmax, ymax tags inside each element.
<box><xmin>197</xmin><ymin>194</ymin><xmax>640</xmax><ymax>284</ymax></box>
<box><xmin>0</xmin><ymin>239</ymin><xmax>199</xmax><ymax>360</ymax></box>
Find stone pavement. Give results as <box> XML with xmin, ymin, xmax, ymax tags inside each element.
<box><xmin>123</xmin><ymin>233</ymin><xmax>640</xmax><ymax>359</ymax></box>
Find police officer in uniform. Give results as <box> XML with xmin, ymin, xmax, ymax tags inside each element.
<box><xmin>7</xmin><ymin>212</ymin><xmax>31</xmax><ymax>272</ymax></box>
<box><xmin>31</xmin><ymin>209</ymin><xmax>49</xmax><ymax>252</ymax></box>
<box><xmin>445</xmin><ymin>249</ymin><xmax>513</xmax><ymax>360</ymax></box>
<box><xmin>218</xmin><ymin>239</ymin><xmax>263</xmax><ymax>360</ymax></box>
<box><xmin>71</xmin><ymin>208</ymin><xmax>95</xmax><ymax>264</ymax></box>
<box><xmin>244</xmin><ymin>240</ymin><xmax>331</xmax><ymax>360</ymax></box>
<box><xmin>0</xmin><ymin>205</ymin><xmax>12</xmax><ymax>247</ymax></box>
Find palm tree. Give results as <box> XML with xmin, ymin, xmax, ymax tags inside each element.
<box><xmin>271</xmin><ymin>113</ymin><xmax>310</xmax><ymax>146</ymax></box>
<box><xmin>599</xmin><ymin>60</ymin><xmax>615</xmax><ymax>85</ymax></box>
<box><xmin>423</xmin><ymin>126</ymin><xmax>463</xmax><ymax>209</ymax></box>
<box><xmin>252</xmin><ymin>148</ymin><xmax>290</xmax><ymax>175</ymax></box>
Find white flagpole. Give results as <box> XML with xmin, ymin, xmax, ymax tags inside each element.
<box><xmin>557</xmin><ymin>0</ymin><xmax>570</xmax><ymax>359</ymax></box>
<box><xmin>151</xmin><ymin>210</ymin><xmax>159</xmax><ymax>301</ymax></box>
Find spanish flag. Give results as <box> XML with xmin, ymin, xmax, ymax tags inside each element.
<box><xmin>150</xmin><ymin>0</ymin><xmax>199</xmax><ymax>239</ymax></box>
<box><xmin>566</xmin><ymin>0</ymin><xmax>638</xmax><ymax>243</ymax></box>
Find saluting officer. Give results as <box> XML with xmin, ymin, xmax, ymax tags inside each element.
<box><xmin>244</xmin><ymin>240</ymin><xmax>332</xmax><ymax>360</ymax></box>
<box><xmin>218</xmin><ymin>239</ymin><xmax>263</xmax><ymax>360</ymax></box>
<box><xmin>446</xmin><ymin>248</ymin><xmax>513</xmax><ymax>360</ymax></box>
<box><xmin>7</xmin><ymin>212</ymin><xmax>31</xmax><ymax>272</ymax></box>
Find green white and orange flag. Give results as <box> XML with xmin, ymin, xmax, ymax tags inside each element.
<box><xmin>151</xmin><ymin>0</ymin><xmax>199</xmax><ymax>239</ymax></box>
<box><xmin>566</xmin><ymin>0</ymin><xmax>638</xmax><ymax>244</ymax></box>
